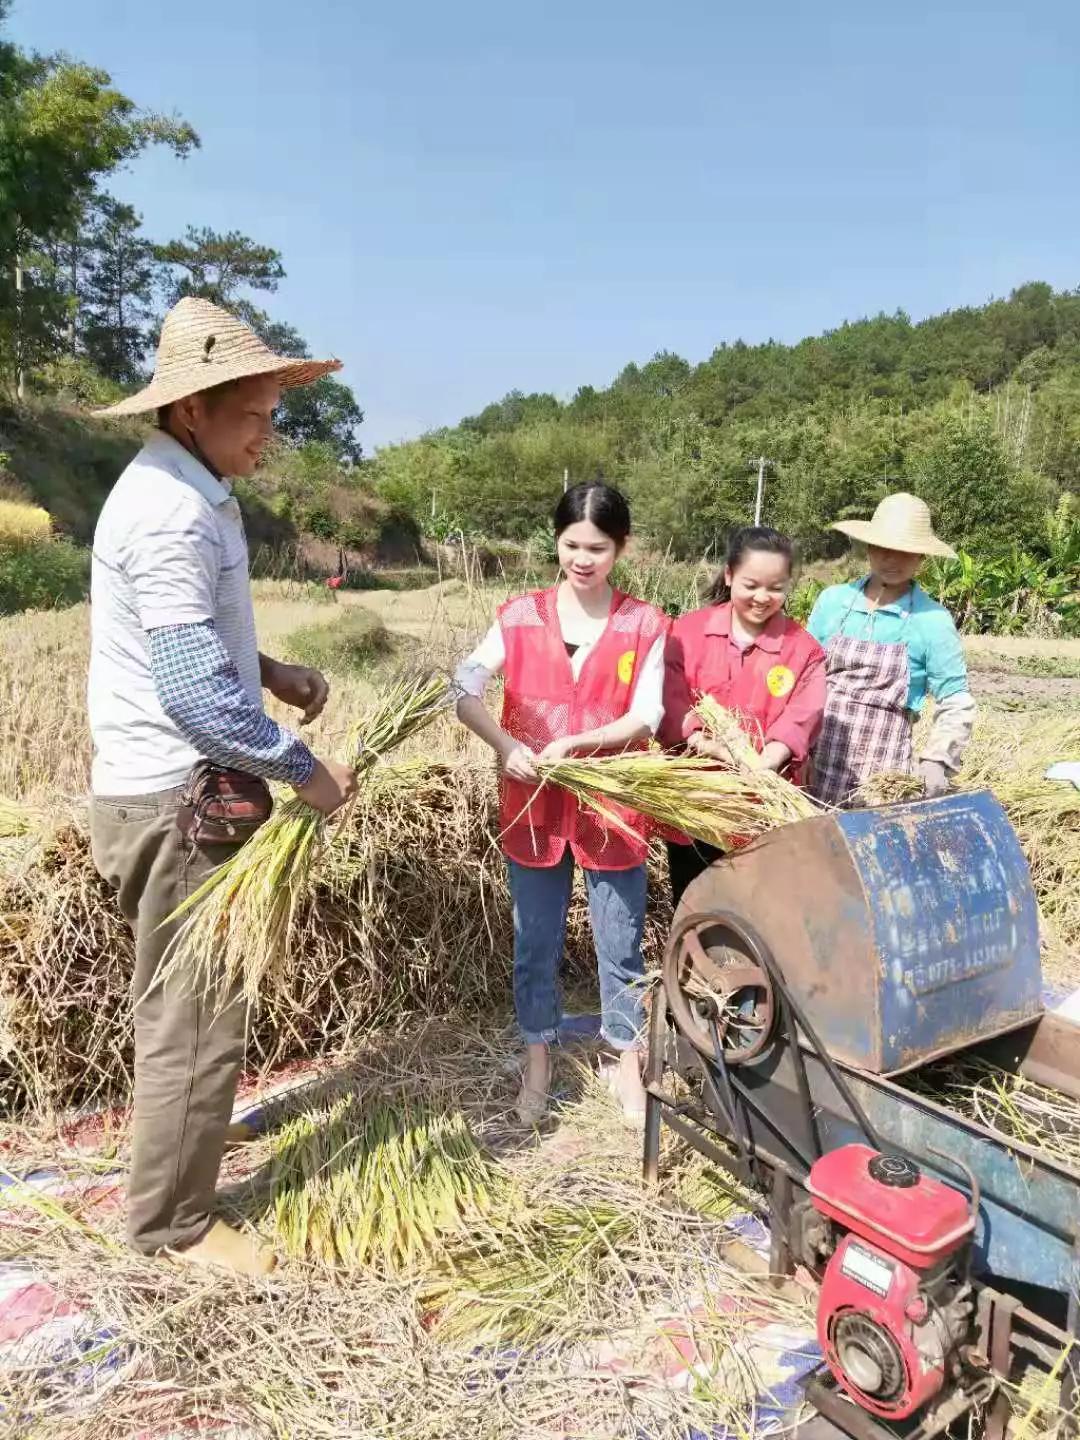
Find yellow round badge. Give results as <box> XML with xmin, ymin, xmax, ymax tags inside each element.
<box><xmin>617</xmin><ymin>650</ymin><xmax>637</xmax><ymax>685</ymax></box>
<box><xmin>766</xmin><ymin>664</ymin><xmax>795</xmax><ymax>698</ymax></box>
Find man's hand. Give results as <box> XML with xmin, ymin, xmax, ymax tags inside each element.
<box><xmin>500</xmin><ymin>741</ymin><xmax>539</xmax><ymax>782</ymax></box>
<box><xmin>262</xmin><ymin>657</ymin><xmax>330</xmax><ymax>725</ymax></box>
<box><xmin>919</xmin><ymin>759</ymin><xmax>950</xmax><ymax>799</ymax></box>
<box><xmin>295</xmin><ymin>758</ymin><xmax>357</xmax><ymax>815</ymax></box>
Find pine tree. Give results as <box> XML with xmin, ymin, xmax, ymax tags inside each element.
<box><xmin>80</xmin><ymin>195</ymin><xmax>157</xmax><ymax>383</ymax></box>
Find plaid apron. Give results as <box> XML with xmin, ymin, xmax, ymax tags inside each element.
<box><xmin>810</xmin><ymin>587</ymin><xmax>914</xmax><ymax>809</ymax></box>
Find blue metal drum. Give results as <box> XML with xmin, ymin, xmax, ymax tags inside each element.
<box><xmin>681</xmin><ymin>790</ymin><xmax>1043</xmax><ymax>1074</ymax></box>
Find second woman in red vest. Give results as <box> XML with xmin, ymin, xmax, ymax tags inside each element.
<box><xmin>661</xmin><ymin>526</ymin><xmax>826</xmax><ymax>907</ymax></box>
<box><xmin>455</xmin><ymin>483</ymin><xmax>669</xmax><ymax>1127</ymax></box>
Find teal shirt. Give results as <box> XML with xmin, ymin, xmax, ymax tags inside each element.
<box><xmin>807</xmin><ymin>580</ymin><xmax>968</xmax><ymax>711</ymax></box>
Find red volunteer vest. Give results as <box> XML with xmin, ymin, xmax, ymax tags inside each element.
<box><xmin>663</xmin><ymin>604</ymin><xmax>822</xmax><ymax>782</ymax></box>
<box><xmin>499</xmin><ymin>586</ymin><xmax>669</xmax><ymax>869</ymax></box>
<box><xmin>660</xmin><ymin>603</ymin><xmax>824</xmax><ymax>847</ymax></box>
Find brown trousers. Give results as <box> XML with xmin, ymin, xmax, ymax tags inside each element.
<box><xmin>90</xmin><ymin>789</ymin><xmax>247</xmax><ymax>1255</ymax></box>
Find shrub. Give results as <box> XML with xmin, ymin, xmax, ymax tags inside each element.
<box><xmin>0</xmin><ymin>537</ymin><xmax>89</xmax><ymax>614</ymax></box>
<box><xmin>788</xmin><ymin>577</ymin><xmax>825</xmax><ymax>625</ymax></box>
<box><xmin>283</xmin><ymin>608</ymin><xmax>394</xmax><ymax>675</ymax></box>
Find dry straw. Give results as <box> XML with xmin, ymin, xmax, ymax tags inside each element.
<box><xmin>904</xmin><ymin>1055</ymin><xmax>1080</xmax><ymax>1173</ymax></box>
<box><xmin>158</xmin><ymin>672</ymin><xmax>455</xmax><ymax>1012</ymax></box>
<box><xmin>0</xmin><ymin>499</ymin><xmax>51</xmax><ymax>550</ymax></box>
<box><xmin>0</xmin><ymin>1024</ymin><xmax>818</xmax><ymax>1440</ymax></box>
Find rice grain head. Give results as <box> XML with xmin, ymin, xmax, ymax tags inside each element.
<box><xmin>157</xmin><ymin>671</ymin><xmax>457</xmax><ymax>1012</ymax></box>
<box><xmin>271</xmin><ymin>1093</ymin><xmax>500</xmax><ymax>1272</ymax></box>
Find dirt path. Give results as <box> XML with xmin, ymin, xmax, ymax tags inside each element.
<box><xmin>969</xmin><ymin>671</ymin><xmax>1080</xmax><ymax>705</ymax></box>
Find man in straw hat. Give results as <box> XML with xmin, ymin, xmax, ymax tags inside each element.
<box><xmin>805</xmin><ymin>491</ymin><xmax>977</xmax><ymax>808</ymax></box>
<box><xmin>88</xmin><ymin>297</ymin><xmax>358</xmax><ymax>1275</ymax></box>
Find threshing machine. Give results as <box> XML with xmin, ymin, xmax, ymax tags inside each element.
<box><xmin>644</xmin><ymin>790</ymin><xmax>1080</xmax><ymax>1438</ymax></box>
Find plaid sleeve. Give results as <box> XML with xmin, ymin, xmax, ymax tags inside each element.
<box><xmin>148</xmin><ymin>621</ymin><xmax>315</xmax><ymax>787</ymax></box>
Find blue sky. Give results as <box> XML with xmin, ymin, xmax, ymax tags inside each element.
<box><xmin>9</xmin><ymin>1</ymin><xmax>1080</xmax><ymax>449</ymax></box>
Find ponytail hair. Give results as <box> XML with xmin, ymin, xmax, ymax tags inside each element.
<box><xmin>708</xmin><ymin>526</ymin><xmax>795</xmax><ymax>604</ymax></box>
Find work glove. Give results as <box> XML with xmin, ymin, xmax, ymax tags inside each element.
<box><xmin>919</xmin><ymin>759</ymin><xmax>950</xmax><ymax>799</ymax></box>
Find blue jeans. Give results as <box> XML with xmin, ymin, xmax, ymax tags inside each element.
<box><xmin>508</xmin><ymin>852</ymin><xmax>647</xmax><ymax>1051</ymax></box>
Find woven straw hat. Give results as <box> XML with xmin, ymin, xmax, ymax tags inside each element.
<box><xmin>95</xmin><ymin>297</ymin><xmax>342</xmax><ymax>417</ymax></box>
<box><xmin>831</xmin><ymin>492</ymin><xmax>956</xmax><ymax>559</ymax></box>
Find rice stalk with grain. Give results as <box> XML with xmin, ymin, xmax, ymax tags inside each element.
<box><xmin>272</xmin><ymin>1092</ymin><xmax>499</xmax><ymax>1271</ymax></box>
<box><xmin>693</xmin><ymin>693</ymin><xmax>821</xmax><ymax>817</ymax></box>
<box><xmin>854</xmin><ymin>770</ymin><xmax>926</xmax><ymax>807</ymax></box>
<box><xmin>420</xmin><ymin>1200</ymin><xmax>636</xmax><ymax>1344</ymax></box>
<box><xmin>158</xmin><ymin>671</ymin><xmax>455</xmax><ymax>1010</ymax></box>
<box><xmin>905</xmin><ymin>1055</ymin><xmax>1080</xmax><ymax>1172</ymax></box>
<box><xmin>534</xmin><ymin>695</ymin><xmax>817</xmax><ymax>853</ymax></box>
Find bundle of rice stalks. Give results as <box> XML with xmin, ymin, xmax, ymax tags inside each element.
<box><xmin>537</xmin><ymin>749</ymin><xmax>816</xmax><ymax>853</ymax></box>
<box><xmin>271</xmin><ymin>1093</ymin><xmax>499</xmax><ymax>1271</ymax></box>
<box><xmin>421</xmin><ymin>1201</ymin><xmax>636</xmax><ymax>1345</ymax></box>
<box><xmin>905</xmin><ymin>1056</ymin><xmax>1080</xmax><ymax>1172</ymax></box>
<box><xmin>0</xmin><ymin>498</ymin><xmax>51</xmax><ymax>550</ymax></box>
<box><xmin>160</xmin><ymin>671</ymin><xmax>455</xmax><ymax>1010</ymax></box>
<box><xmin>854</xmin><ymin>770</ymin><xmax>926</xmax><ymax>807</ymax></box>
<box><xmin>691</xmin><ymin>694</ymin><xmax>764</xmax><ymax>770</ymax></box>
<box><xmin>694</xmin><ymin>693</ymin><xmax>820</xmax><ymax>812</ymax></box>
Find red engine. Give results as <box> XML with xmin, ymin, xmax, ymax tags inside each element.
<box><xmin>807</xmin><ymin>1144</ymin><xmax>977</xmax><ymax>1421</ymax></box>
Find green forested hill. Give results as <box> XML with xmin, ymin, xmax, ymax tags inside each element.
<box><xmin>370</xmin><ymin>282</ymin><xmax>1080</xmax><ymax>563</ymax></box>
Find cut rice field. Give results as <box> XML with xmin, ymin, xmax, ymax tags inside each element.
<box><xmin>2</xmin><ymin>586</ymin><xmax>1080</xmax><ymax>1436</ymax></box>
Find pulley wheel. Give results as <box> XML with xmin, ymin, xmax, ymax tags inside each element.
<box><xmin>661</xmin><ymin>909</ymin><xmax>776</xmax><ymax>1064</ymax></box>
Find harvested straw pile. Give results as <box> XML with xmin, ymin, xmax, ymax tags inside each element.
<box><xmin>420</xmin><ymin>1199</ymin><xmax>636</xmax><ymax>1344</ymax></box>
<box><xmin>0</xmin><ymin>759</ymin><xmax>631</xmax><ymax>1114</ymax></box>
<box><xmin>272</xmin><ymin>1093</ymin><xmax>499</xmax><ymax>1270</ymax></box>
<box><xmin>284</xmin><ymin>606</ymin><xmax>396</xmax><ymax>675</ymax></box>
<box><xmin>0</xmin><ymin>818</ymin><xmax>135</xmax><ymax>1114</ymax></box>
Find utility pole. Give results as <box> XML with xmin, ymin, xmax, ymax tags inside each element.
<box><xmin>14</xmin><ymin>252</ymin><xmax>25</xmax><ymax>401</ymax></box>
<box><xmin>748</xmin><ymin>455</ymin><xmax>774</xmax><ymax>526</ymax></box>
<box><xmin>563</xmin><ymin>467</ymin><xmax>569</xmax><ymax>493</ymax></box>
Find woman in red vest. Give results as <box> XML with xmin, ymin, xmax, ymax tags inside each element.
<box><xmin>455</xmin><ymin>483</ymin><xmax>669</xmax><ymax>1127</ymax></box>
<box><xmin>661</xmin><ymin>526</ymin><xmax>825</xmax><ymax>908</ymax></box>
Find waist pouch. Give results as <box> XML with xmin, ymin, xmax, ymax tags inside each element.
<box><xmin>177</xmin><ymin>762</ymin><xmax>273</xmax><ymax>846</ymax></box>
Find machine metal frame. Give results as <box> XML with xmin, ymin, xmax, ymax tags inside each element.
<box><xmin>644</xmin><ymin>909</ymin><xmax>1080</xmax><ymax>1439</ymax></box>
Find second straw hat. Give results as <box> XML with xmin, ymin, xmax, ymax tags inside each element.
<box><xmin>830</xmin><ymin>492</ymin><xmax>957</xmax><ymax>559</ymax></box>
<box><xmin>95</xmin><ymin>296</ymin><xmax>342</xmax><ymax>417</ymax></box>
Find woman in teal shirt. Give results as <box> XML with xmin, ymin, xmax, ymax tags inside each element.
<box><xmin>807</xmin><ymin>493</ymin><xmax>977</xmax><ymax>808</ymax></box>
